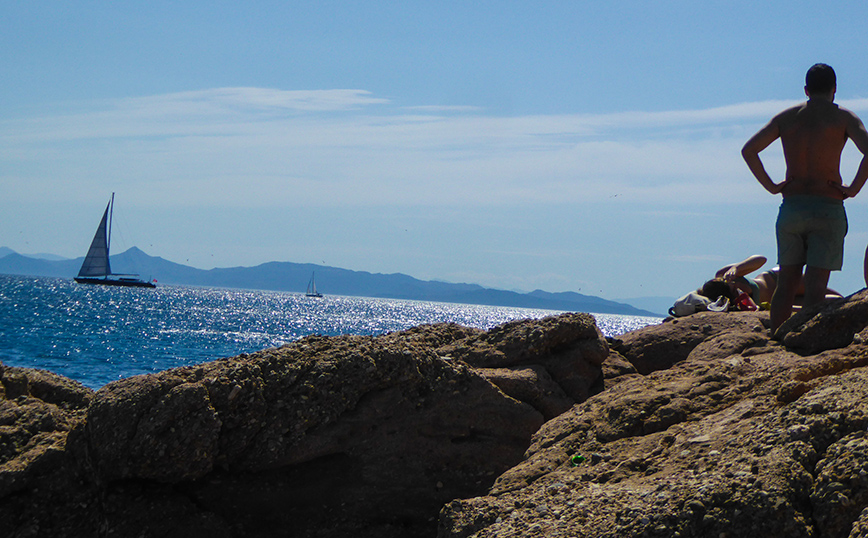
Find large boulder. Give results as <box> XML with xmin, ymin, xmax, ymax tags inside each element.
<box><xmin>80</xmin><ymin>333</ymin><xmax>545</xmax><ymax>536</ymax></box>
<box><xmin>0</xmin><ymin>313</ymin><xmax>608</xmax><ymax>537</ymax></box>
<box><xmin>17</xmin><ymin>290</ymin><xmax>868</xmax><ymax>538</ymax></box>
<box><xmin>442</xmin><ymin>313</ymin><xmax>608</xmax><ymax>417</ymax></box>
<box><xmin>439</xmin><ymin>295</ymin><xmax>868</xmax><ymax>538</ymax></box>
<box><xmin>776</xmin><ymin>289</ymin><xmax>868</xmax><ymax>353</ymax></box>
<box><xmin>609</xmin><ymin>310</ymin><xmax>770</xmax><ymax>374</ymax></box>
<box><xmin>0</xmin><ymin>365</ymin><xmax>96</xmax><ymax>535</ymax></box>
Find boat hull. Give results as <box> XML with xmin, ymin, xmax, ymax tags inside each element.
<box><xmin>74</xmin><ymin>277</ymin><xmax>156</xmax><ymax>288</ymax></box>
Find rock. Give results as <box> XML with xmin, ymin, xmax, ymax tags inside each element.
<box><xmin>80</xmin><ymin>332</ymin><xmax>546</xmax><ymax>535</ymax></box>
<box><xmin>3</xmin><ymin>313</ymin><xmax>604</xmax><ymax>537</ymax></box>
<box><xmin>776</xmin><ymin>290</ymin><xmax>868</xmax><ymax>354</ymax></box>
<box><xmin>611</xmin><ymin>311</ymin><xmax>770</xmax><ymax>374</ymax></box>
<box><xmin>438</xmin><ymin>299</ymin><xmax>868</xmax><ymax>538</ymax></box>
<box><xmin>11</xmin><ymin>291</ymin><xmax>868</xmax><ymax>538</ymax></box>
<box><xmin>811</xmin><ymin>431</ymin><xmax>868</xmax><ymax>538</ymax></box>
<box><xmin>850</xmin><ymin>507</ymin><xmax>868</xmax><ymax>538</ymax></box>
<box><xmin>476</xmin><ymin>365</ymin><xmax>574</xmax><ymax>420</ymax></box>
<box><xmin>441</xmin><ymin>313</ymin><xmax>609</xmax><ymax>403</ymax></box>
<box><xmin>0</xmin><ymin>366</ymin><xmax>95</xmax><ymax>535</ymax></box>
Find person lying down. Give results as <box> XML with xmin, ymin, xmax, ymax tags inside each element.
<box><xmin>698</xmin><ymin>255</ymin><xmax>842</xmax><ymax>311</ymax></box>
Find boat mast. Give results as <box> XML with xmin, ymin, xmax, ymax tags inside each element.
<box><xmin>108</xmin><ymin>192</ymin><xmax>114</xmax><ymax>255</ymax></box>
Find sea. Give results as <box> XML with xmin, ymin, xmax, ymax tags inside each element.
<box><xmin>0</xmin><ymin>274</ymin><xmax>662</xmax><ymax>390</ymax></box>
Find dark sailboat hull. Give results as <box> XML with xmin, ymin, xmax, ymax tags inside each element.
<box><xmin>74</xmin><ymin>276</ymin><xmax>156</xmax><ymax>288</ymax></box>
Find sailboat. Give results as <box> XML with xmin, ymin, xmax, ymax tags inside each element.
<box><xmin>305</xmin><ymin>272</ymin><xmax>323</xmax><ymax>297</ymax></box>
<box><xmin>74</xmin><ymin>193</ymin><xmax>156</xmax><ymax>288</ymax></box>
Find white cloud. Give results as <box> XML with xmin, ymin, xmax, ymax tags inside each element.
<box><xmin>840</xmin><ymin>98</ymin><xmax>868</xmax><ymax>112</ymax></box>
<box><xmin>401</xmin><ymin>105</ymin><xmax>483</xmax><ymax>113</ymax></box>
<box><xmin>1</xmin><ymin>88</ymin><xmax>857</xmax><ymax>210</ymax></box>
<box><xmin>118</xmin><ymin>87</ymin><xmax>390</xmax><ymax>114</ymax></box>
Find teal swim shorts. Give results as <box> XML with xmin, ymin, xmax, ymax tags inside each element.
<box><xmin>776</xmin><ymin>195</ymin><xmax>847</xmax><ymax>270</ymax></box>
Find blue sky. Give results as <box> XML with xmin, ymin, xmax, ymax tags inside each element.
<box><xmin>3</xmin><ymin>1</ymin><xmax>868</xmax><ymax>303</ymax></box>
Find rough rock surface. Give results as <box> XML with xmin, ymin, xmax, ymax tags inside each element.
<box><xmin>0</xmin><ymin>312</ymin><xmax>605</xmax><ymax>537</ymax></box>
<box><xmin>0</xmin><ymin>365</ymin><xmax>95</xmax><ymax>534</ymax></box>
<box><xmin>8</xmin><ymin>288</ymin><xmax>868</xmax><ymax>538</ymax></box>
<box><xmin>439</xmin><ymin>292</ymin><xmax>868</xmax><ymax>538</ymax></box>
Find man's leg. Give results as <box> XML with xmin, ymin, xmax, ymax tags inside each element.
<box><xmin>803</xmin><ymin>265</ymin><xmax>832</xmax><ymax>308</ymax></box>
<box><xmin>771</xmin><ymin>264</ymin><xmax>802</xmax><ymax>333</ymax></box>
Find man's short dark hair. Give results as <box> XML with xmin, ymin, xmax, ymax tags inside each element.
<box><xmin>806</xmin><ymin>63</ymin><xmax>836</xmax><ymax>95</ymax></box>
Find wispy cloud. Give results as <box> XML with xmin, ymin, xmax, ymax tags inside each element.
<box><xmin>2</xmin><ymin>87</ymin><xmax>862</xmax><ymax>210</ymax></box>
<box><xmin>401</xmin><ymin>105</ymin><xmax>482</xmax><ymax>113</ymax></box>
<box><xmin>119</xmin><ymin>88</ymin><xmax>390</xmax><ymax>114</ymax></box>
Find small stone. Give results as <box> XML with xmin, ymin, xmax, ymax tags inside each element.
<box><xmin>688</xmin><ymin>500</ymin><xmax>705</xmax><ymax>512</ymax></box>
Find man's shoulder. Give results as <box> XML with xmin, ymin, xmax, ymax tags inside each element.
<box><xmin>836</xmin><ymin>104</ymin><xmax>864</xmax><ymax>122</ymax></box>
<box><xmin>773</xmin><ymin>104</ymin><xmax>806</xmax><ymax>121</ymax></box>
<box><xmin>770</xmin><ymin>104</ymin><xmax>806</xmax><ymax>128</ymax></box>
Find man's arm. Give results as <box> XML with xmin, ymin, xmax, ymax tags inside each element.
<box><xmin>836</xmin><ymin>111</ymin><xmax>868</xmax><ymax>198</ymax></box>
<box><xmin>742</xmin><ymin>117</ymin><xmax>788</xmax><ymax>195</ymax></box>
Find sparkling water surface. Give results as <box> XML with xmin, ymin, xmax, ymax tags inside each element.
<box><xmin>0</xmin><ymin>275</ymin><xmax>661</xmax><ymax>389</ymax></box>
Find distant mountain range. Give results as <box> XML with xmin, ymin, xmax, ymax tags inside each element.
<box><xmin>0</xmin><ymin>246</ymin><xmax>663</xmax><ymax>317</ymax></box>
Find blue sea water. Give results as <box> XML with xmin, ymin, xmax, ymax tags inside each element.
<box><xmin>0</xmin><ymin>275</ymin><xmax>662</xmax><ymax>389</ymax></box>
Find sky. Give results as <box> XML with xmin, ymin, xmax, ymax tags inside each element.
<box><xmin>3</xmin><ymin>1</ymin><xmax>868</xmax><ymax>304</ymax></box>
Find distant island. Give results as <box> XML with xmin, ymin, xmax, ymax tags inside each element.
<box><xmin>0</xmin><ymin>246</ymin><xmax>663</xmax><ymax>317</ymax></box>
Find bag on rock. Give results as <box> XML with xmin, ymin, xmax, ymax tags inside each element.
<box><xmin>669</xmin><ymin>292</ymin><xmax>711</xmax><ymax>317</ymax></box>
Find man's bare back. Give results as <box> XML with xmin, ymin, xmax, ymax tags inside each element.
<box><xmin>741</xmin><ymin>63</ymin><xmax>868</xmax><ymax>334</ymax></box>
<box><xmin>742</xmin><ymin>95</ymin><xmax>868</xmax><ymax>200</ymax></box>
<box><xmin>778</xmin><ymin>99</ymin><xmax>851</xmax><ymax>199</ymax></box>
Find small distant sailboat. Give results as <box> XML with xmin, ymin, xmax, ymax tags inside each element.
<box><xmin>305</xmin><ymin>272</ymin><xmax>323</xmax><ymax>297</ymax></box>
<box><xmin>74</xmin><ymin>193</ymin><xmax>156</xmax><ymax>288</ymax></box>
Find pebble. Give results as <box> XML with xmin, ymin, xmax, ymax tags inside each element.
<box><xmin>547</xmin><ymin>482</ymin><xmax>567</xmax><ymax>495</ymax></box>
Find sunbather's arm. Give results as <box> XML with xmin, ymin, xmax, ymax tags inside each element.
<box><xmin>715</xmin><ymin>255</ymin><xmax>767</xmax><ymax>281</ymax></box>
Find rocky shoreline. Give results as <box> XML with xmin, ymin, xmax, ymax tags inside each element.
<box><xmin>3</xmin><ymin>291</ymin><xmax>868</xmax><ymax>537</ymax></box>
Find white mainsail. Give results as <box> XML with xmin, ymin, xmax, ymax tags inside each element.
<box><xmin>77</xmin><ymin>200</ymin><xmax>112</xmax><ymax>278</ymax></box>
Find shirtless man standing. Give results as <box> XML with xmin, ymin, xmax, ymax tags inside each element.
<box><xmin>742</xmin><ymin>63</ymin><xmax>868</xmax><ymax>333</ymax></box>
